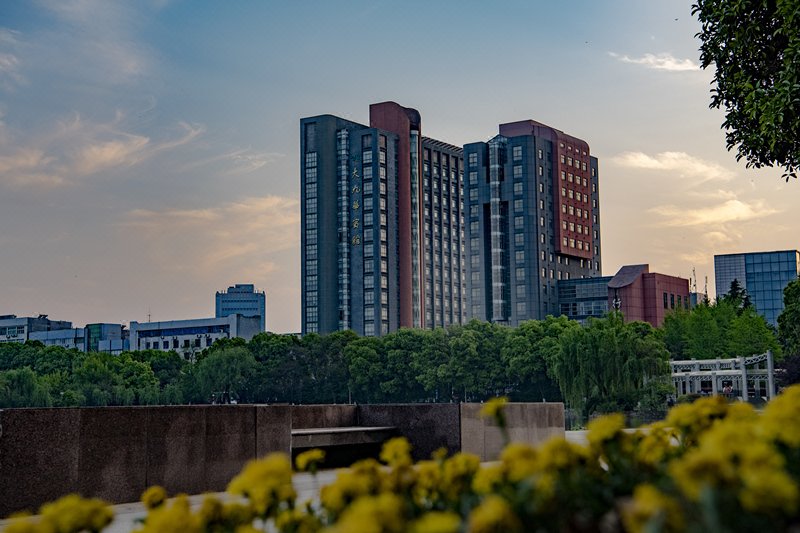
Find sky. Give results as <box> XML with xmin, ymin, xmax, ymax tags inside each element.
<box><xmin>1</xmin><ymin>0</ymin><xmax>798</xmax><ymax>333</ymax></box>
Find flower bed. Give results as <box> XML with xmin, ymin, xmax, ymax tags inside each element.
<box><xmin>5</xmin><ymin>386</ymin><xmax>800</xmax><ymax>532</ymax></box>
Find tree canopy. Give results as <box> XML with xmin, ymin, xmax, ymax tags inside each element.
<box><xmin>693</xmin><ymin>0</ymin><xmax>800</xmax><ymax>180</ymax></box>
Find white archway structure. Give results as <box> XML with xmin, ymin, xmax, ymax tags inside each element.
<box><xmin>671</xmin><ymin>351</ymin><xmax>775</xmax><ymax>401</ymax></box>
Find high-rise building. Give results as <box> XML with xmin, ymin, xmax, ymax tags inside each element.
<box><xmin>715</xmin><ymin>250</ymin><xmax>800</xmax><ymax>326</ymax></box>
<box><xmin>300</xmin><ymin>102</ymin><xmax>466</xmax><ymax>336</ymax></box>
<box><xmin>215</xmin><ymin>283</ymin><xmax>266</xmax><ymax>332</ymax></box>
<box><xmin>464</xmin><ymin>120</ymin><xmax>602</xmax><ymax>326</ymax></box>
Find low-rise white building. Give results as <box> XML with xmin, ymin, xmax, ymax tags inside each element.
<box><xmin>129</xmin><ymin>315</ymin><xmax>260</xmax><ymax>360</ymax></box>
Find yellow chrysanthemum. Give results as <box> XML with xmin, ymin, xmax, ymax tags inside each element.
<box><xmin>134</xmin><ymin>494</ymin><xmax>202</xmax><ymax>533</ymax></box>
<box><xmin>141</xmin><ymin>486</ymin><xmax>167</xmax><ymax>511</ymax></box>
<box><xmin>275</xmin><ymin>507</ymin><xmax>321</xmax><ymax>533</ymax></box>
<box><xmin>380</xmin><ymin>437</ymin><xmax>413</xmax><ymax>468</ymax></box>
<box><xmin>472</xmin><ymin>463</ymin><xmax>504</xmax><ymax>494</ymax></box>
<box><xmin>479</xmin><ymin>397</ymin><xmax>508</xmax><ymax>420</ymax></box>
<box><xmin>500</xmin><ymin>442</ymin><xmax>537</xmax><ymax>482</ymax></box>
<box><xmin>586</xmin><ymin>413</ymin><xmax>625</xmax><ymax>448</ymax></box>
<box><xmin>39</xmin><ymin>493</ymin><xmax>114</xmax><ymax>533</ymax></box>
<box><xmin>296</xmin><ymin>449</ymin><xmax>326</xmax><ymax>473</ymax></box>
<box><xmin>326</xmin><ymin>493</ymin><xmax>406</xmax><ymax>533</ymax></box>
<box><xmin>761</xmin><ymin>384</ymin><xmax>800</xmax><ymax>448</ymax></box>
<box><xmin>410</xmin><ymin>511</ymin><xmax>461</xmax><ymax>533</ymax></box>
<box><xmin>467</xmin><ymin>495</ymin><xmax>521</xmax><ymax>533</ymax></box>
<box><xmin>621</xmin><ymin>484</ymin><xmax>684</xmax><ymax>533</ymax></box>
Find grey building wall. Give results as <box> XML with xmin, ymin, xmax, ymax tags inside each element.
<box><xmin>216</xmin><ymin>284</ymin><xmax>266</xmax><ymax>333</ymax></box>
<box><xmin>421</xmin><ymin>139</ymin><xmax>466</xmax><ymax>329</ymax></box>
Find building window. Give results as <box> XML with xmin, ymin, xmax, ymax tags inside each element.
<box><xmin>515</xmin><ymin>216</ymin><xmax>524</xmax><ymax>229</ymax></box>
<box><xmin>512</xmin><ymin>146</ymin><xmax>522</xmax><ymax>161</ymax></box>
<box><xmin>468</xmin><ymin>153</ymin><xmax>477</xmax><ymax>166</ymax></box>
<box><xmin>514</xmin><ymin>182</ymin><xmax>523</xmax><ymax>195</ymax></box>
<box><xmin>663</xmin><ymin>292</ymin><xmax>668</xmax><ymax>309</ymax></box>
<box><xmin>540</xmin><ymin>216</ymin><xmax>545</xmax><ymax>227</ymax></box>
<box><xmin>514</xmin><ymin>199</ymin><xmax>523</xmax><ymax>212</ymax></box>
<box><xmin>516</xmin><ymin>267</ymin><xmax>525</xmax><ymax>280</ymax></box>
<box><xmin>516</xmin><ymin>250</ymin><xmax>525</xmax><ymax>263</ymax></box>
<box><xmin>515</xmin><ymin>233</ymin><xmax>524</xmax><ymax>246</ymax></box>
<box><xmin>516</xmin><ymin>302</ymin><xmax>527</xmax><ymax>314</ymax></box>
<box><xmin>513</xmin><ymin>165</ymin><xmax>522</xmax><ymax>179</ymax></box>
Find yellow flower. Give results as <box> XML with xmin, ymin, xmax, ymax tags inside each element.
<box><xmin>472</xmin><ymin>463</ymin><xmax>504</xmax><ymax>494</ymax></box>
<box><xmin>320</xmin><ymin>460</ymin><xmax>384</xmax><ymax>515</ymax></box>
<box><xmin>134</xmin><ymin>495</ymin><xmax>202</xmax><ymax>533</ymax></box>
<box><xmin>380</xmin><ymin>437</ymin><xmax>413</xmax><ymax>468</ymax></box>
<box><xmin>2</xmin><ymin>515</ymin><xmax>41</xmax><ymax>533</ymax></box>
<box><xmin>499</xmin><ymin>442</ymin><xmax>537</xmax><ymax>482</ymax></box>
<box><xmin>235</xmin><ymin>526</ymin><xmax>263</xmax><ymax>533</ymax></box>
<box><xmin>222</xmin><ymin>502</ymin><xmax>255</xmax><ymax>527</ymax></box>
<box><xmin>467</xmin><ymin>495</ymin><xmax>521</xmax><ymax>533</ymax></box>
<box><xmin>442</xmin><ymin>453</ymin><xmax>481</xmax><ymax>501</ymax></box>
<box><xmin>326</xmin><ymin>493</ymin><xmax>406</xmax><ymax>533</ymax></box>
<box><xmin>141</xmin><ymin>486</ymin><xmax>167</xmax><ymax>511</ymax></box>
<box><xmin>411</xmin><ymin>460</ymin><xmax>443</xmax><ymax>506</ymax></box>
<box><xmin>621</xmin><ymin>484</ymin><xmax>684</xmax><ymax>533</ymax></box>
<box><xmin>275</xmin><ymin>507</ymin><xmax>321</xmax><ymax>533</ymax></box>
<box><xmin>479</xmin><ymin>397</ymin><xmax>508</xmax><ymax>420</ymax></box>
<box><xmin>665</xmin><ymin>395</ymin><xmax>729</xmax><ymax>445</ymax></box>
<box><xmin>634</xmin><ymin>422</ymin><xmax>677</xmax><ymax>467</ymax></box>
<box><xmin>534</xmin><ymin>437</ymin><xmax>588</xmax><ymax>472</ymax></box>
<box><xmin>39</xmin><ymin>493</ymin><xmax>114</xmax><ymax>533</ymax></box>
<box><xmin>761</xmin><ymin>384</ymin><xmax>800</xmax><ymax>448</ymax></box>
<box><xmin>197</xmin><ymin>495</ymin><xmax>223</xmax><ymax>525</ymax></box>
<box><xmin>739</xmin><ymin>465</ymin><xmax>799</xmax><ymax>515</ymax></box>
<box><xmin>410</xmin><ymin>511</ymin><xmax>461</xmax><ymax>533</ymax></box>
<box><xmin>227</xmin><ymin>453</ymin><xmax>295</xmax><ymax>517</ymax></box>
<box><xmin>586</xmin><ymin>413</ymin><xmax>625</xmax><ymax>449</ymax></box>
<box><xmin>296</xmin><ymin>449</ymin><xmax>326</xmax><ymax>473</ymax></box>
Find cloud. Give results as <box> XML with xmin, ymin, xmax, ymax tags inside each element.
<box><xmin>178</xmin><ymin>148</ymin><xmax>285</xmax><ymax>175</ymax></box>
<box><xmin>0</xmin><ymin>112</ymin><xmax>205</xmax><ymax>188</ymax></box>
<box><xmin>34</xmin><ymin>0</ymin><xmax>151</xmax><ymax>83</ymax></box>
<box><xmin>122</xmin><ymin>195</ymin><xmax>300</xmax><ymax>279</ymax></box>
<box><xmin>609</xmin><ymin>52</ymin><xmax>700</xmax><ymax>72</ymax></box>
<box><xmin>650</xmin><ymin>198</ymin><xmax>778</xmax><ymax>227</ymax></box>
<box><xmin>0</xmin><ymin>29</ymin><xmax>25</xmax><ymax>90</ymax></box>
<box><xmin>612</xmin><ymin>151</ymin><xmax>732</xmax><ymax>183</ymax></box>
<box><xmin>72</xmin><ymin>134</ymin><xmax>150</xmax><ymax>175</ymax></box>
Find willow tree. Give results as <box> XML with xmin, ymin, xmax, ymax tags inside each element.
<box><xmin>547</xmin><ymin>313</ymin><xmax>669</xmax><ymax>417</ymax></box>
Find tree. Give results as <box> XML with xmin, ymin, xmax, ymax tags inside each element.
<box><xmin>778</xmin><ymin>279</ymin><xmax>800</xmax><ymax>355</ymax></box>
<box><xmin>194</xmin><ymin>347</ymin><xmax>257</xmax><ymax>403</ymax></box>
<box><xmin>548</xmin><ymin>313</ymin><xmax>669</xmax><ymax>417</ymax></box>
<box><xmin>720</xmin><ymin>279</ymin><xmax>752</xmax><ymax>313</ymax></box>
<box><xmin>693</xmin><ymin>0</ymin><xmax>800</xmax><ymax>181</ymax></box>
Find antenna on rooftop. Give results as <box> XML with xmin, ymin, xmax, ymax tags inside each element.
<box><xmin>147</xmin><ymin>308</ymin><xmax>151</xmax><ymax>323</ymax></box>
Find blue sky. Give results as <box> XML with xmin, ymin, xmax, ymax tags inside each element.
<box><xmin>1</xmin><ymin>0</ymin><xmax>797</xmax><ymax>332</ymax></box>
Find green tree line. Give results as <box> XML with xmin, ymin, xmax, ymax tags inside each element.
<box><xmin>3</xmin><ymin>279</ymin><xmax>796</xmax><ymax>417</ymax></box>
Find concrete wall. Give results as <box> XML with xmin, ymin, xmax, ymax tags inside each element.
<box><xmin>359</xmin><ymin>404</ymin><xmax>460</xmax><ymax>461</ymax></box>
<box><xmin>291</xmin><ymin>405</ymin><xmax>357</xmax><ymax>429</ymax></box>
<box><xmin>460</xmin><ymin>402</ymin><xmax>565</xmax><ymax>461</ymax></box>
<box><xmin>0</xmin><ymin>402</ymin><xmax>564</xmax><ymax>516</ymax></box>
<box><xmin>0</xmin><ymin>405</ymin><xmax>291</xmax><ymax>517</ymax></box>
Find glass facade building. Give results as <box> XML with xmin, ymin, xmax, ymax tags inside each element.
<box><xmin>715</xmin><ymin>250</ymin><xmax>800</xmax><ymax>326</ymax></box>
